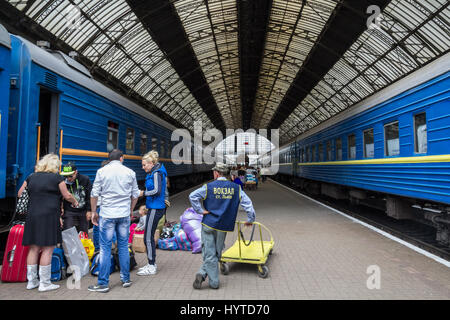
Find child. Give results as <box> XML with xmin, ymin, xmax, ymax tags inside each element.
<box><xmin>135</xmin><ymin>205</ymin><xmax>148</xmax><ymax>231</ymax></box>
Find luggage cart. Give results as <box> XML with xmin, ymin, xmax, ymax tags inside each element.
<box><xmin>220</xmin><ymin>221</ymin><xmax>274</xmax><ymax>278</ymax></box>
<box><xmin>245</xmin><ymin>181</ymin><xmax>257</xmax><ymax>191</ymax></box>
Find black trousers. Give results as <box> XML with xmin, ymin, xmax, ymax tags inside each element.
<box><xmin>143</xmin><ymin>208</ymin><xmax>165</xmax><ymax>265</ymax></box>
<box><xmin>63</xmin><ymin>212</ymin><xmax>89</xmax><ymax>234</ymax></box>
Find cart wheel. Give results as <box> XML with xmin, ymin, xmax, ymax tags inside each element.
<box><xmin>220</xmin><ymin>262</ymin><xmax>229</xmax><ymax>275</ymax></box>
<box><xmin>257</xmin><ymin>265</ymin><xmax>269</xmax><ymax>278</ymax></box>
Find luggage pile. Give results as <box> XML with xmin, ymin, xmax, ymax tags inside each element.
<box><xmin>1</xmin><ymin>225</ymin><xmax>91</xmax><ymax>283</ymax></box>
<box><xmin>156</xmin><ymin>207</ymin><xmax>203</xmax><ymax>253</ymax></box>
<box><xmin>1</xmin><ymin>223</ymin><xmax>136</xmax><ymax>283</ymax></box>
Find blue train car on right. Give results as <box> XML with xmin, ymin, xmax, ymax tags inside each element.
<box><xmin>277</xmin><ymin>53</ymin><xmax>450</xmax><ymax>247</ymax></box>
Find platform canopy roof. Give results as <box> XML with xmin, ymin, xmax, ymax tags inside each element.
<box><xmin>2</xmin><ymin>0</ymin><xmax>449</xmax><ymax>143</ymax></box>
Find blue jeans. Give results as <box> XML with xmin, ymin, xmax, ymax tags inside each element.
<box><xmin>93</xmin><ymin>217</ymin><xmax>117</xmax><ymax>251</ymax></box>
<box><xmin>98</xmin><ymin>216</ymin><xmax>130</xmax><ymax>286</ymax></box>
<box><xmin>199</xmin><ymin>226</ymin><xmax>227</xmax><ymax>289</ymax></box>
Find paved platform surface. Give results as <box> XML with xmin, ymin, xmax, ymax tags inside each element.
<box><xmin>1</xmin><ymin>180</ymin><xmax>449</xmax><ymax>300</ymax></box>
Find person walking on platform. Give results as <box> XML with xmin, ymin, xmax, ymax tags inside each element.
<box><xmin>189</xmin><ymin>163</ymin><xmax>255</xmax><ymax>289</ymax></box>
<box><xmin>18</xmin><ymin>154</ymin><xmax>78</xmax><ymax>292</ymax></box>
<box><xmin>88</xmin><ymin>149</ymin><xmax>140</xmax><ymax>292</ymax></box>
<box><xmin>60</xmin><ymin>162</ymin><xmax>92</xmax><ymax>234</ymax></box>
<box><xmin>137</xmin><ymin>150</ymin><xmax>167</xmax><ymax>276</ymax></box>
<box><xmin>231</xmin><ymin>173</ymin><xmax>244</xmax><ymax>190</ymax></box>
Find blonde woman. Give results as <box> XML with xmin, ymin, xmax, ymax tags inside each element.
<box><xmin>17</xmin><ymin>153</ymin><xmax>78</xmax><ymax>292</ymax></box>
<box><xmin>137</xmin><ymin>150</ymin><xmax>167</xmax><ymax>276</ymax></box>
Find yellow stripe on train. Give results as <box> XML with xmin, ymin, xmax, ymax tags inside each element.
<box><xmin>296</xmin><ymin>154</ymin><xmax>450</xmax><ymax>165</ymax></box>
<box><xmin>61</xmin><ymin>148</ymin><xmax>191</xmax><ymax>164</ymax></box>
<box><xmin>273</xmin><ymin>154</ymin><xmax>450</xmax><ymax>166</ymax></box>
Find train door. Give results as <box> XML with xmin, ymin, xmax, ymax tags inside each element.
<box><xmin>37</xmin><ymin>87</ymin><xmax>59</xmax><ymax>158</ymax></box>
<box><xmin>290</xmin><ymin>143</ymin><xmax>297</xmax><ymax>176</ymax></box>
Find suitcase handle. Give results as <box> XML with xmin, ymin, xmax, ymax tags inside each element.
<box><xmin>7</xmin><ymin>245</ymin><xmax>16</xmax><ymax>267</ymax></box>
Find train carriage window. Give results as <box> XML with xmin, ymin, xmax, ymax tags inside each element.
<box><xmin>414</xmin><ymin>113</ymin><xmax>427</xmax><ymax>153</ymax></box>
<box><xmin>308</xmin><ymin>146</ymin><xmax>311</xmax><ymax>162</ymax></box>
<box><xmin>160</xmin><ymin>139</ymin><xmax>166</xmax><ymax>158</ymax></box>
<box><xmin>348</xmin><ymin>134</ymin><xmax>356</xmax><ymax>159</ymax></box>
<box><xmin>312</xmin><ymin>145</ymin><xmax>316</xmax><ymax>162</ymax></box>
<box><xmin>327</xmin><ymin>141</ymin><xmax>332</xmax><ymax>161</ymax></box>
<box><xmin>319</xmin><ymin>143</ymin><xmax>324</xmax><ymax>161</ymax></box>
<box><xmin>336</xmin><ymin>138</ymin><xmax>342</xmax><ymax>161</ymax></box>
<box><xmin>384</xmin><ymin>121</ymin><xmax>399</xmax><ymax>156</ymax></box>
<box><xmin>107</xmin><ymin>121</ymin><xmax>118</xmax><ymax>152</ymax></box>
<box><xmin>126</xmin><ymin>128</ymin><xmax>135</xmax><ymax>154</ymax></box>
<box><xmin>300</xmin><ymin>148</ymin><xmax>304</xmax><ymax>163</ymax></box>
<box><xmin>168</xmin><ymin>141</ymin><xmax>173</xmax><ymax>159</ymax></box>
<box><xmin>151</xmin><ymin>136</ymin><xmax>158</xmax><ymax>153</ymax></box>
<box><xmin>140</xmin><ymin>134</ymin><xmax>147</xmax><ymax>155</ymax></box>
<box><xmin>363</xmin><ymin>129</ymin><xmax>374</xmax><ymax>158</ymax></box>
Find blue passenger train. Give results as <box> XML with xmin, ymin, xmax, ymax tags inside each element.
<box><xmin>0</xmin><ymin>25</ymin><xmax>211</xmax><ymax>227</ymax></box>
<box><xmin>276</xmin><ymin>53</ymin><xmax>450</xmax><ymax>247</ymax></box>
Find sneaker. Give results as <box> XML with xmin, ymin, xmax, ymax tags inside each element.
<box><xmin>122</xmin><ymin>280</ymin><xmax>132</xmax><ymax>288</ymax></box>
<box><xmin>137</xmin><ymin>264</ymin><xmax>157</xmax><ymax>276</ymax></box>
<box><xmin>138</xmin><ymin>264</ymin><xmax>150</xmax><ymax>271</ymax></box>
<box><xmin>193</xmin><ymin>273</ymin><xmax>205</xmax><ymax>289</ymax></box>
<box><xmin>88</xmin><ymin>284</ymin><xmax>110</xmax><ymax>293</ymax></box>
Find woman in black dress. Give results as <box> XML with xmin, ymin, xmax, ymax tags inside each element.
<box><xmin>17</xmin><ymin>153</ymin><xmax>78</xmax><ymax>292</ymax></box>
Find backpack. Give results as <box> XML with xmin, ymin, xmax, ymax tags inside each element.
<box><xmin>90</xmin><ymin>252</ymin><xmax>116</xmax><ymax>276</ymax></box>
<box><xmin>51</xmin><ymin>247</ymin><xmax>67</xmax><ymax>282</ymax></box>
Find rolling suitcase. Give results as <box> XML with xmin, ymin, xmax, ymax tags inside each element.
<box><xmin>1</xmin><ymin>223</ymin><xmax>30</xmax><ymax>282</ymax></box>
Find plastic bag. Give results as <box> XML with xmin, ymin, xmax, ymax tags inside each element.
<box><xmin>61</xmin><ymin>227</ymin><xmax>89</xmax><ymax>278</ymax></box>
<box><xmin>180</xmin><ymin>207</ymin><xmax>202</xmax><ymax>253</ymax></box>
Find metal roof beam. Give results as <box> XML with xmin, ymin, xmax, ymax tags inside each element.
<box><xmin>268</xmin><ymin>0</ymin><xmax>391</xmax><ymax>129</ymax></box>
<box><xmin>126</xmin><ymin>0</ymin><xmax>226</xmax><ymax>132</ymax></box>
<box><xmin>0</xmin><ymin>0</ymin><xmax>188</xmax><ymax>133</ymax></box>
<box><xmin>238</xmin><ymin>0</ymin><xmax>272</xmax><ymax>130</ymax></box>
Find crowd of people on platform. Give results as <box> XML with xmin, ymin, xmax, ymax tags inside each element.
<box><xmin>18</xmin><ymin>149</ymin><xmax>256</xmax><ymax>293</ymax></box>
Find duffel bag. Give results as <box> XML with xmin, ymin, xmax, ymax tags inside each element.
<box><xmin>158</xmin><ymin>237</ymin><xmax>178</xmax><ymax>251</ymax></box>
<box><xmin>90</xmin><ymin>252</ymin><xmax>116</xmax><ymax>276</ymax></box>
<box><xmin>112</xmin><ymin>245</ymin><xmax>137</xmax><ymax>271</ymax></box>
<box><xmin>175</xmin><ymin>228</ymin><xmax>192</xmax><ymax>251</ymax></box>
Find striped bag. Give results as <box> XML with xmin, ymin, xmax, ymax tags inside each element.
<box><xmin>175</xmin><ymin>228</ymin><xmax>193</xmax><ymax>251</ymax></box>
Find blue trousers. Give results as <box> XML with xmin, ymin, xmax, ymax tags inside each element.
<box><xmin>198</xmin><ymin>226</ymin><xmax>227</xmax><ymax>289</ymax></box>
<box><xmin>97</xmin><ymin>216</ymin><xmax>130</xmax><ymax>286</ymax></box>
<box><xmin>93</xmin><ymin>213</ymin><xmax>117</xmax><ymax>252</ymax></box>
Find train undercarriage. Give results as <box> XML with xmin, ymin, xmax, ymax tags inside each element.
<box><xmin>273</xmin><ymin>173</ymin><xmax>450</xmax><ymax>249</ymax></box>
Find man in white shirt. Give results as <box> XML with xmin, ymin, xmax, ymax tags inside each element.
<box><xmin>88</xmin><ymin>149</ymin><xmax>140</xmax><ymax>292</ymax></box>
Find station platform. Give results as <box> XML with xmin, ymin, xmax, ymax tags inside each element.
<box><xmin>1</xmin><ymin>180</ymin><xmax>449</xmax><ymax>300</ymax></box>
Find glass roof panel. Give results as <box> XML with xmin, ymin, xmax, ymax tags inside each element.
<box><xmin>6</xmin><ymin>0</ymin><xmax>215</xmax><ymax>130</ymax></box>
<box><xmin>5</xmin><ymin>0</ymin><xmax>448</xmax><ymax>139</ymax></box>
<box><xmin>174</xmin><ymin>0</ymin><xmax>240</xmax><ymax>128</ymax></box>
<box><xmin>253</xmin><ymin>0</ymin><xmax>337</xmax><ymax>129</ymax></box>
<box><xmin>279</xmin><ymin>0</ymin><xmax>449</xmax><ymax>144</ymax></box>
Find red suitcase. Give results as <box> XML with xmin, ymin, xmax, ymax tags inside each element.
<box><xmin>1</xmin><ymin>224</ymin><xmax>30</xmax><ymax>282</ymax></box>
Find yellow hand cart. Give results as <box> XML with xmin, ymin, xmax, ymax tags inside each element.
<box><xmin>220</xmin><ymin>221</ymin><xmax>274</xmax><ymax>278</ymax></box>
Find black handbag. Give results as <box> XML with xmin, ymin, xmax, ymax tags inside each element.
<box><xmin>15</xmin><ymin>187</ymin><xmax>30</xmax><ymax>215</ymax></box>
